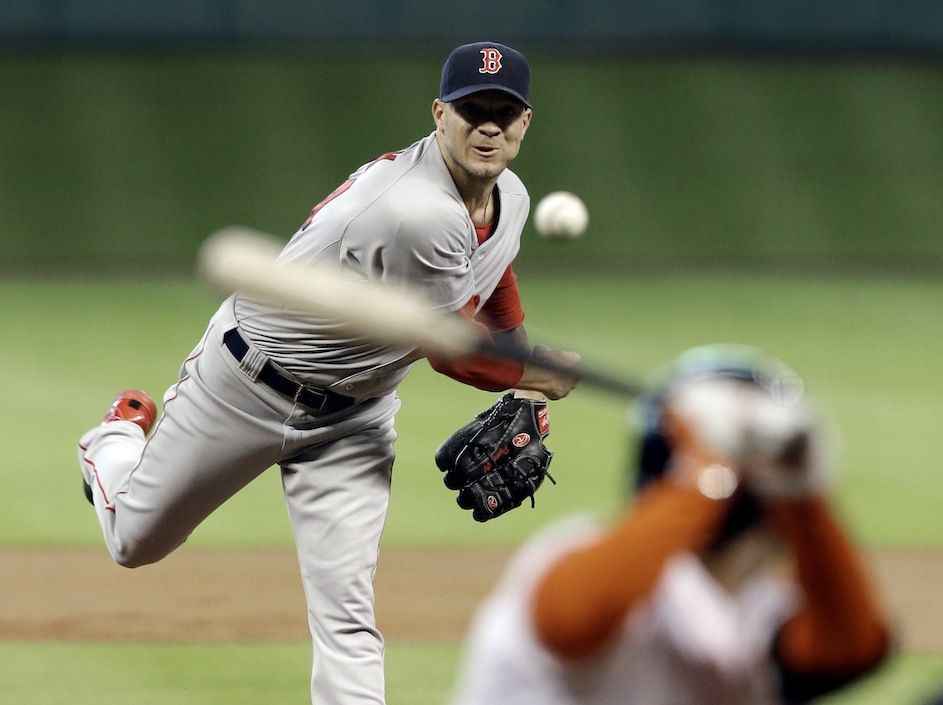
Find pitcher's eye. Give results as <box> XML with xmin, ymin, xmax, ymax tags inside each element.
<box><xmin>456</xmin><ymin>103</ymin><xmax>485</xmax><ymax>123</ymax></box>
<box><xmin>497</xmin><ymin>106</ymin><xmax>520</xmax><ymax>121</ymax></box>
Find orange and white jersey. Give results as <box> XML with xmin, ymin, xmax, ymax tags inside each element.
<box><xmin>451</xmin><ymin>516</ymin><xmax>798</xmax><ymax>705</ymax></box>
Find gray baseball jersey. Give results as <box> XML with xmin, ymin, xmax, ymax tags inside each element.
<box><xmin>234</xmin><ymin>131</ymin><xmax>528</xmax><ymax>400</ymax></box>
<box><xmin>78</xmin><ymin>130</ymin><xmax>530</xmax><ymax>705</ymax></box>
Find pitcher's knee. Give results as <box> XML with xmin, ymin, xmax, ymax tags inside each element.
<box><xmin>109</xmin><ymin>534</ymin><xmax>177</xmax><ymax>568</ymax></box>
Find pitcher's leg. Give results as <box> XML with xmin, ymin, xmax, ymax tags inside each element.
<box><xmin>77</xmin><ymin>336</ymin><xmax>285</xmax><ymax>568</ymax></box>
<box><xmin>78</xmin><ymin>417</ymin><xmax>148</xmax><ymax>553</ymax></box>
<box><xmin>282</xmin><ymin>420</ymin><xmax>397</xmax><ymax>705</ymax></box>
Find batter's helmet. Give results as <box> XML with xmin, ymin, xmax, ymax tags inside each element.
<box><xmin>628</xmin><ymin>345</ymin><xmax>806</xmax><ymax>547</ymax></box>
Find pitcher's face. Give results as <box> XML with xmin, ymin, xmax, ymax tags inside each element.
<box><xmin>434</xmin><ymin>91</ymin><xmax>532</xmax><ymax>181</ymax></box>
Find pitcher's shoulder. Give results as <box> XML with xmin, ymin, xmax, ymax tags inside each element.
<box><xmin>498</xmin><ymin>168</ymin><xmax>528</xmax><ymax>198</ymax></box>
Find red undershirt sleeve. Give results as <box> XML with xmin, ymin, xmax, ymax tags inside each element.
<box><xmin>426</xmin><ymin>299</ymin><xmax>524</xmax><ymax>391</ymax></box>
<box><xmin>478</xmin><ymin>265</ymin><xmax>525</xmax><ymax>332</ymax></box>
<box><xmin>424</xmin><ymin>222</ymin><xmax>526</xmax><ymax>391</ymax></box>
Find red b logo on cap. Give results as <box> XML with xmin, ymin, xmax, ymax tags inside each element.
<box><xmin>479</xmin><ymin>48</ymin><xmax>503</xmax><ymax>74</ymax></box>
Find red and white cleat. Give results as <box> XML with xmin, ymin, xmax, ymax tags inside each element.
<box><xmin>82</xmin><ymin>389</ymin><xmax>158</xmax><ymax>505</ymax></box>
<box><xmin>102</xmin><ymin>389</ymin><xmax>158</xmax><ymax>434</ymax></box>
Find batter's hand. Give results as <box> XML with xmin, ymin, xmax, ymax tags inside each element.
<box><xmin>740</xmin><ymin>394</ymin><xmax>830</xmax><ymax>498</ymax></box>
<box><xmin>517</xmin><ymin>345</ymin><xmax>582</xmax><ymax>400</ymax></box>
<box><xmin>663</xmin><ymin>378</ymin><xmax>830</xmax><ymax>498</ymax></box>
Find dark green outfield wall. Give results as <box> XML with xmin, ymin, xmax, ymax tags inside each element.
<box><xmin>2</xmin><ymin>53</ymin><xmax>942</xmax><ymax>271</ymax></box>
<box><xmin>4</xmin><ymin>0</ymin><xmax>942</xmax><ymax>52</ymax></box>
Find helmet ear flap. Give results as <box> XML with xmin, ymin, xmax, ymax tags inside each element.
<box><xmin>634</xmin><ymin>427</ymin><xmax>671</xmax><ymax>492</ymax></box>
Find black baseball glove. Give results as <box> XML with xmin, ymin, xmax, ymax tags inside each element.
<box><xmin>434</xmin><ymin>393</ymin><xmax>555</xmax><ymax>522</ymax></box>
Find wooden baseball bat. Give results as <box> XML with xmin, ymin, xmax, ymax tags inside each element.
<box><xmin>198</xmin><ymin>227</ymin><xmax>644</xmax><ymax>398</ymax></box>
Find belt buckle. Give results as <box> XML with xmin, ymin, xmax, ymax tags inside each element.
<box><xmin>293</xmin><ymin>384</ymin><xmax>328</xmax><ymax>411</ymax></box>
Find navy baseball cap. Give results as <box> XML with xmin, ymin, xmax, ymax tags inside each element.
<box><xmin>440</xmin><ymin>41</ymin><xmax>532</xmax><ymax>108</ymax></box>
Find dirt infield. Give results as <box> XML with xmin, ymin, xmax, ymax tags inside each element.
<box><xmin>0</xmin><ymin>548</ymin><xmax>940</xmax><ymax>653</ymax></box>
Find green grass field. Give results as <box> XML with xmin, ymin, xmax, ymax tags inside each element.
<box><xmin>2</xmin><ymin>274</ymin><xmax>941</xmax><ymax>703</ymax></box>
<box><xmin>0</xmin><ymin>643</ymin><xmax>940</xmax><ymax>705</ymax></box>
<box><xmin>1</xmin><ymin>274</ymin><xmax>940</xmax><ymax>548</ymax></box>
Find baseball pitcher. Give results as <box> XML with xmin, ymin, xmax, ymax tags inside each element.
<box><xmin>77</xmin><ymin>41</ymin><xmax>580</xmax><ymax>705</ymax></box>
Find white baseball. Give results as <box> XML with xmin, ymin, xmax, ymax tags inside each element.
<box><xmin>534</xmin><ymin>191</ymin><xmax>589</xmax><ymax>240</ymax></box>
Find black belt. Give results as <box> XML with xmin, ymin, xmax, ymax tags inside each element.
<box><xmin>223</xmin><ymin>329</ymin><xmax>358</xmax><ymax>414</ymax></box>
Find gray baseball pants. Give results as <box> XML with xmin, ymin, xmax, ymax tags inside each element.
<box><xmin>78</xmin><ymin>307</ymin><xmax>401</xmax><ymax>704</ymax></box>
